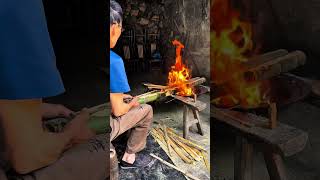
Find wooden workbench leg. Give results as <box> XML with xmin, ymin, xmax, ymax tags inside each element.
<box><xmin>183</xmin><ymin>105</ymin><xmax>189</xmax><ymax>139</ymax></box>
<box><xmin>192</xmin><ymin>109</ymin><xmax>204</xmax><ymax>136</ymax></box>
<box><xmin>264</xmin><ymin>152</ymin><xmax>288</xmax><ymax>180</ymax></box>
<box><xmin>234</xmin><ymin>136</ymin><xmax>253</xmax><ymax>180</ymax></box>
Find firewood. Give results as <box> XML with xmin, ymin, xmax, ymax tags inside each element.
<box><xmin>268</xmin><ymin>102</ymin><xmax>277</xmax><ymax>129</ymax></box>
<box><xmin>143</xmin><ymin>77</ymin><xmax>206</xmax><ymax>92</ymax></box>
<box><xmin>186</xmin><ymin>77</ymin><xmax>206</xmax><ymax>87</ymax></box>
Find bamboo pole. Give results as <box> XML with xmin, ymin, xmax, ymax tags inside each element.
<box><xmin>150</xmin><ymin>153</ymin><xmax>201</xmax><ymax>180</ymax></box>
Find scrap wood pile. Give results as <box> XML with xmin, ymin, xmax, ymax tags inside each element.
<box><xmin>151</xmin><ymin>126</ymin><xmax>209</xmax><ymax>170</ymax></box>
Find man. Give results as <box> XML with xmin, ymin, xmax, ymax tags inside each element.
<box><xmin>110</xmin><ymin>0</ymin><xmax>154</xmax><ymax>169</ymax></box>
<box><xmin>0</xmin><ymin>0</ymin><xmax>95</xmax><ymax>174</ymax></box>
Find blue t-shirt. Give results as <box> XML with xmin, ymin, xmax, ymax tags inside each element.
<box><xmin>110</xmin><ymin>50</ymin><xmax>130</xmax><ymax>93</ymax></box>
<box><xmin>0</xmin><ymin>0</ymin><xmax>65</xmax><ymax>100</ymax></box>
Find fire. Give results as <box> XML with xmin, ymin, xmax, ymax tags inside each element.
<box><xmin>168</xmin><ymin>40</ymin><xmax>193</xmax><ymax>96</ymax></box>
<box><xmin>211</xmin><ymin>0</ymin><xmax>267</xmax><ymax>108</ymax></box>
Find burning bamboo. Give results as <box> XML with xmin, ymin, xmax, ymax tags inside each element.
<box><xmin>144</xmin><ymin>77</ymin><xmax>206</xmax><ymax>91</ymax></box>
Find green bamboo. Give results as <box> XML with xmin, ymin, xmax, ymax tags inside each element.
<box><xmin>137</xmin><ymin>92</ymin><xmax>162</xmax><ymax>104</ymax></box>
<box><xmin>88</xmin><ymin>116</ymin><xmax>109</xmax><ymax>134</ymax></box>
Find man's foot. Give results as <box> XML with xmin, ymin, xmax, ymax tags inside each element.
<box><xmin>120</xmin><ymin>152</ymin><xmax>154</xmax><ymax>169</ymax></box>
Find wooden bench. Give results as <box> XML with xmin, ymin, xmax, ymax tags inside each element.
<box><xmin>211</xmin><ymin>107</ymin><xmax>308</xmax><ymax>180</ymax></box>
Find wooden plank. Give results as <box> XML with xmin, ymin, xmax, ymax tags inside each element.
<box><xmin>234</xmin><ymin>136</ymin><xmax>253</xmax><ymax>180</ymax></box>
<box><xmin>268</xmin><ymin>103</ymin><xmax>277</xmax><ymax>129</ymax></box>
<box><xmin>284</xmin><ymin>73</ymin><xmax>320</xmax><ymax>97</ymax></box>
<box><xmin>245</xmin><ymin>49</ymin><xmax>289</xmax><ymax>69</ymax></box>
<box><xmin>172</xmin><ymin>95</ymin><xmax>207</xmax><ymax>111</ymax></box>
<box><xmin>213</xmin><ymin>50</ymin><xmax>306</xmax><ymax>85</ymax></box>
<box><xmin>186</xmin><ymin>77</ymin><xmax>206</xmax><ymax>87</ymax></box>
<box><xmin>245</xmin><ymin>51</ymin><xmax>306</xmax><ymax>81</ymax></box>
<box><xmin>193</xmin><ymin>109</ymin><xmax>204</xmax><ymax>136</ymax></box>
<box><xmin>183</xmin><ymin>105</ymin><xmax>190</xmax><ymax>139</ymax></box>
<box><xmin>211</xmin><ymin>107</ymin><xmax>308</xmax><ymax>157</ymax></box>
<box><xmin>264</xmin><ymin>152</ymin><xmax>288</xmax><ymax>180</ymax></box>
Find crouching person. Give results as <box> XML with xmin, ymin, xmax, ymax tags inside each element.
<box><xmin>109</xmin><ymin>0</ymin><xmax>154</xmax><ymax>169</ymax></box>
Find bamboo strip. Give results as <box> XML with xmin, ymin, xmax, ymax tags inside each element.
<box><xmin>166</xmin><ymin>127</ymin><xmax>207</xmax><ymax>152</ymax></box>
<box><xmin>154</xmin><ymin>128</ymin><xmax>193</xmax><ymax>163</ymax></box>
<box><xmin>201</xmin><ymin>150</ymin><xmax>210</xmax><ymax>171</ymax></box>
<box><xmin>152</xmin><ymin>129</ymin><xmax>193</xmax><ymax>164</ymax></box>
<box><xmin>163</xmin><ymin>124</ymin><xmax>173</xmax><ymax>157</ymax></box>
<box><xmin>171</xmin><ymin>136</ymin><xmax>202</xmax><ymax>162</ymax></box>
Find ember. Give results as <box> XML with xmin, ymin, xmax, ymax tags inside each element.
<box><xmin>168</xmin><ymin>40</ymin><xmax>193</xmax><ymax>96</ymax></box>
<box><xmin>211</xmin><ymin>0</ymin><xmax>268</xmax><ymax>108</ymax></box>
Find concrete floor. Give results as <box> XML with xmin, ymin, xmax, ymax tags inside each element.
<box><xmin>213</xmin><ymin>100</ymin><xmax>320</xmax><ymax>180</ymax></box>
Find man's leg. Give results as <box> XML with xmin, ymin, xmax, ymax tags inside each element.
<box><xmin>110</xmin><ymin>104</ymin><xmax>153</xmax><ymax>164</ymax></box>
<box><xmin>10</xmin><ymin>135</ymin><xmax>107</xmax><ymax>180</ymax></box>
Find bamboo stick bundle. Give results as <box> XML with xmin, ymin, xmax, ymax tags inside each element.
<box><xmin>151</xmin><ymin>128</ymin><xmax>193</xmax><ymax>164</ymax></box>
<box><xmin>170</xmin><ymin>136</ymin><xmax>202</xmax><ymax>162</ymax></box>
<box><xmin>157</xmin><ymin>127</ymin><xmax>200</xmax><ymax>162</ymax></box>
<box><xmin>166</xmin><ymin>127</ymin><xmax>207</xmax><ymax>152</ymax></box>
<box><xmin>151</xmin><ymin>127</ymin><xmax>210</xmax><ymax>170</ymax></box>
<box><xmin>154</xmin><ymin>128</ymin><xmax>194</xmax><ymax>163</ymax></box>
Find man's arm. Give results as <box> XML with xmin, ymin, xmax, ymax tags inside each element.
<box><xmin>110</xmin><ymin>93</ymin><xmax>139</xmax><ymax>117</ymax></box>
<box><xmin>0</xmin><ymin>99</ymin><xmax>91</xmax><ymax>174</ymax></box>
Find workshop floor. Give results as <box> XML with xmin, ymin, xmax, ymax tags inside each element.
<box><xmin>213</xmin><ymin>99</ymin><xmax>320</xmax><ymax>180</ymax></box>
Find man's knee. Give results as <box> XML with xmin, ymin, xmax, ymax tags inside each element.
<box><xmin>141</xmin><ymin>104</ymin><xmax>153</xmax><ymax>120</ymax></box>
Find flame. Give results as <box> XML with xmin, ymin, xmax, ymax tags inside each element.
<box><xmin>211</xmin><ymin>0</ymin><xmax>267</xmax><ymax>108</ymax></box>
<box><xmin>168</xmin><ymin>40</ymin><xmax>193</xmax><ymax>96</ymax></box>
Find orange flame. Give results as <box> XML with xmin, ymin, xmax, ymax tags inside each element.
<box><xmin>168</xmin><ymin>40</ymin><xmax>193</xmax><ymax>96</ymax></box>
<box><xmin>211</xmin><ymin>0</ymin><xmax>267</xmax><ymax>108</ymax></box>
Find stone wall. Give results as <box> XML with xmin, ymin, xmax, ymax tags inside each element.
<box><xmin>161</xmin><ymin>0</ymin><xmax>210</xmax><ymax>79</ymax></box>
<box><xmin>119</xmin><ymin>0</ymin><xmax>210</xmax><ymax>79</ymax></box>
<box><xmin>119</xmin><ymin>0</ymin><xmax>164</xmax><ymax>43</ymax></box>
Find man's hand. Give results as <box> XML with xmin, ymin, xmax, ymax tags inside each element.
<box><xmin>129</xmin><ymin>97</ymin><xmax>140</xmax><ymax>107</ymax></box>
<box><xmin>123</xmin><ymin>94</ymin><xmax>140</xmax><ymax>107</ymax></box>
<box><xmin>41</xmin><ymin>103</ymin><xmax>74</xmax><ymax>119</ymax></box>
<box><xmin>110</xmin><ymin>93</ymin><xmax>140</xmax><ymax>117</ymax></box>
<box><xmin>63</xmin><ymin>109</ymin><xmax>95</xmax><ymax>145</ymax></box>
